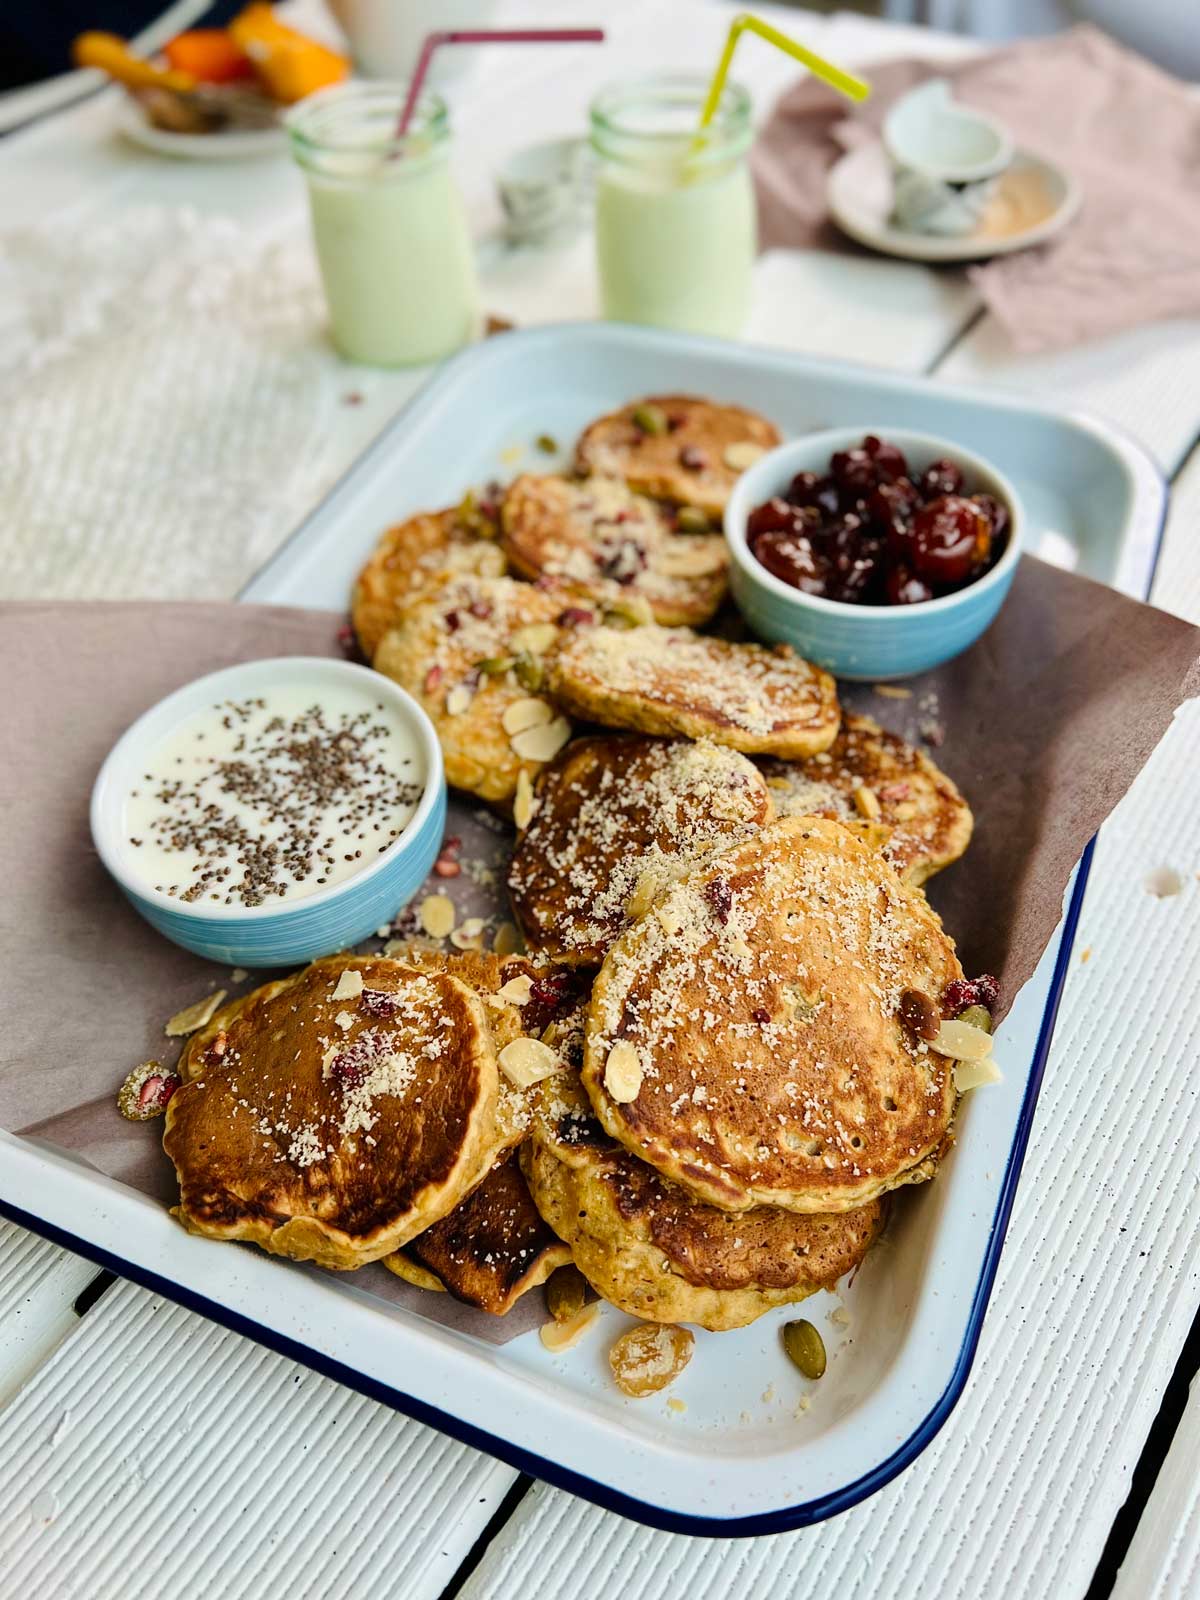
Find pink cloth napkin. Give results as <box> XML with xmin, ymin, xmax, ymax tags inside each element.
<box><xmin>753</xmin><ymin>25</ymin><xmax>1200</xmax><ymax>353</ymax></box>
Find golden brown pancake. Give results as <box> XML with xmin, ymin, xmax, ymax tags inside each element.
<box><xmin>758</xmin><ymin>714</ymin><xmax>973</xmax><ymax>886</ymax></box>
<box><xmin>507</xmin><ymin>736</ymin><xmax>772</xmax><ymax>966</ymax></box>
<box><xmin>373</xmin><ymin>573</ymin><xmax>575</xmax><ymax>805</ymax></box>
<box><xmin>352</xmin><ymin>503</ymin><xmax>505</xmax><ymax>660</ymax></box>
<box><xmin>165</xmin><ymin>957</ymin><xmax>499</xmax><ymax>1268</ymax></box>
<box><xmin>574</xmin><ymin>396</ymin><xmax>781</xmax><ymax>518</ymax></box>
<box><xmin>583</xmin><ymin>817</ymin><xmax>964</xmax><ymax>1214</ymax></box>
<box><xmin>386</xmin><ymin>1150</ymin><xmax>571</xmax><ymax>1314</ymax></box>
<box><xmin>546</xmin><ymin>624</ymin><xmax>840</xmax><ymax>759</ymax></box>
<box><xmin>524</xmin><ymin>1069</ymin><xmax>882</xmax><ymax>1330</ymax></box>
<box><xmin>500</xmin><ymin>473</ymin><xmax>727</xmax><ymax>627</ymax></box>
<box><xmin>382</xmin><ymin>944</ymin><xmax>586</xmax><ymax>1156</ymax></box>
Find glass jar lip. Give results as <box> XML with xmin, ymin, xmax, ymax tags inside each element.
<box><xmin>285</xmin><ymin>81</ymin><xmax>449</xmax><ymax>158</ymax></box>
<box><xmin>589</xmin><ymin>71</ymin><xmax>752</xmax><ymax>165</ymax></box>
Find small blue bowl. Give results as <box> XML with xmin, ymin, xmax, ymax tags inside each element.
<box><xmin>724</xmin><ymin>428</ymin><xmax>1024</xmax><ymax>681</ymax></box>
<box><xmin>90</xmin><ymin>657</ymin><xmax>447</xmax><ymax>968</ymax></box>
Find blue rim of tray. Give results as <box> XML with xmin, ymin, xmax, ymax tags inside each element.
<box><xmin>2</xmin><ymin>328</ymin><xmax>1170</xmax><ymax>1536</ymax></box>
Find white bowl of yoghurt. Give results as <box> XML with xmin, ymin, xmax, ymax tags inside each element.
<box><xmin>90</xmin><ymin>657</ymin><xmax>447</xmax><ymax>968</ymax></box>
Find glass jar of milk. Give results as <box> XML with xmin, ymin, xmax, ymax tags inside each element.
<box><xmin>287</xmin><ymin>83</ymin><xmax>479</xmax><ymax>367</ymax></box>
<box><xmin>590</xmin><ymin>74</ymin><xmax>755</xmax><ymax>338</ymax></box>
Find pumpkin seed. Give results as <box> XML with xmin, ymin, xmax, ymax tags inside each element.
<box><xmin>782</xmin><ymin>1319</ymin><xmax>826</xmax><ymax>1380</ymax></box>
<box><xmin>477</xmin><ymin>655</ymin><xmax>514</xmax><ymax>677</ymax></box>
<box><xmin>632</xmin><ymin>403</ymin><xmax>668</xmax><ymax>436</ymax></box>
<box><xmin>674</xmin><ymin>505</ymin><xmax>711</xmax><ymax>534</ymax></box>
<box><xmin>957</xmin><ymin>1003</ymin><xmax>993</xmax><ymax>1034</ymax></box>
<box><xmin>513</xmin><ymin>651</ymin><xmax>545</xmax><ymax>692</ymax></box>
<box><xmin>536</xmin><ymin>433</ymin><xmax>558</xmax><ymax>454</ymax></box>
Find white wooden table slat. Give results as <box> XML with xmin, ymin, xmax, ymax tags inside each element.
<box><xmin>0</xmin><ymin>1222</ymin><xmax>98</xmax><ymax>1411</ymax></box>
<box><xmin>0</xmin><ymin>1278</ymin><xmax>515</xmax><ymax>1600</ymax></box>
<box><xmin>1112</xmin><ymin>1373</ymin><xmax>1200</xmax><ymax>1600</ymax></box>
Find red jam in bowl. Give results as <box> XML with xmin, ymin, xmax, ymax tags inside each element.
<box><xmin>746</xmin><ymin>435</ymin><xmax>1010</xmax><ymax>606</ymax></box>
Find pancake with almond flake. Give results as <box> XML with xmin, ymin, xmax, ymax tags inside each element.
<box><xmin>165</xmin><ymin>957</ymin><xmax>498</xmax><ymax>1269</ymax></box>
<box><xmin>508</xmin><ymin>736</ymin><xmax>772</xmax><ymax>966</ymax></box>
<box><xmin>500</xmin><ymin>473</ymin><xmax>727</xmax><ymax>626</ymax></box>
<box><xmin>546</xmin><ymin>624</ymin><xmax>840</xmax><ymax>758</ymax></box>
<box><xmin>582</xmin><ymin>816</ymin><xmax>964</xmax><ymax>1214</ymax></box>
<box><xmin>523</xmin><ymin>1067</ymin><xmax>882</xmax><ymax>1330</ymax></box>
<box><xmin>386</xmin><ymin>1150</ymin><xmax>571</xmax><ymax>1314</ymax></box>
<box><xmin>758</xmin><ymin>714</ymin><xmax>973</xmax><ymax>886</ymax></box>
<box><xmin>352</xmin><ymin>503</ymin><xmax>506</xmax><ymax>661</ymax></box>
<box><xmin>574</xmin><ymin>396</ymin><xmax>780</xmax><ymax>518</ymax></box>
<box><xmin>382</xmin><ymin>944</ymin><xmax>586</xmax><ymax>1157</ymax></box>
<box><xmin>373</xmin><ymin>573</ymin><xmax>574</xmax><ymax>804</ymax></box>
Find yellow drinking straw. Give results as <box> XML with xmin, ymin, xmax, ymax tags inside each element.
<box><xmin>698</xmin><ymin>12</ymin><xmax>870</xmax><ymax>135</ymax></box>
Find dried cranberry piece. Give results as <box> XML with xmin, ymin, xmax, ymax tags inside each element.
<box><xmin>557</xmin><ymin>606</ymin><xmax>596</xmax><ymax>628</ymax></box>
<box><xmin>330</xmin><ymin>1055</ymin><xmax>367</xmax><ymax>1091</ymax></box>
<box><xmin>751</xmin><ymin>1007</ymin><xmax>772</xmax><ymax>1026</ymax></box>
<box><xmin>911</xmin><ymin>496</ymin><xmax>987</xmax><ymax>585</ymax></box>
<box><xmin>679</xmin><ymin>445</ymin><xmax>708</xmax><ymax>471</ymax></box>
<box><xmin>919</xmin><ymin>458</ymin><xmax>965</xmax><ymax>500</ymax></box>
<box><xmin>704</xmin><ymin>877</ymin><xmax>733</xmax><ymax>923</ymax></box>
<box><xmin>529</xmin><ymin>971</ymin><xmax>572</xmax><ymax>1011</ymax></box>
<box><xmin>468</xmin><ymin>598</ymin><xmax>493</xmax><ymax>620</ymax></box>
<box><xmin>597</xmin><ymin>539</ymin><xmax>648</xmax><ymax>584</ymax></box>
<box><xmin>360</xmin><ymin>989</ymin><xmax>400</xmax><ymax>1018</ymax></box>
<box><xmin>444</xmin><ymin>609</ymin><xmax>461</xmax><ymax>633</ymax></box>
<box><xmin>200</xmin><ymin>1030</ymin><xmax>228</xmax><ymax>1068</ymax></box>
<box><xmin>336</xmin><ymin>622</ymin><xmax>362</xmax><ymax>661</ymax></box>
<box><xmin>885</xmin><ymin>564</ymin><xmax>934</xmax><ymax>605</ymax></box>
<box><xmin>138</xmin><ymin>1072</ymin><xmax>181</xmax><ymax>1113</ymax></box>
<box><xmin>941</xmin><ymin>975</ymin><xmax>999</xmax><ymax>1017</ymax></box>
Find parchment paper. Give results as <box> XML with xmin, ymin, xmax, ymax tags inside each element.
<box><xmin>1</xmin><ymin>577</ymin><xmax>1197</xmax><ymax>1341</ymax></box>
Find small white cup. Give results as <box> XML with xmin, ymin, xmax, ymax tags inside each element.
<box><xmin>325</xmin><ymin>0</ymin><xmax>501</xmax><ymax>83</ymax></box>
<box><xmin>883</xmin><ymin>79</ymin><xmax>1014</xmax><ymax>238</ymax></box>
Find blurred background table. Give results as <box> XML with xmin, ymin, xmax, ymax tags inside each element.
<box><xmin>2</xmin><ymin>4</ymin><xmax>1199</xmax><ymax>1598</ymax></box>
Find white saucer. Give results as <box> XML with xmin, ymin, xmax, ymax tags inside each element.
<box><xmin>114</xmin><ymin>95</ymin><xmax>285</xmax><ymax>161</ymax></box>
<box><xmin>827</xmin><ymin>141</ymin><xmax>1080</xmax><ymax>263</ymax></box>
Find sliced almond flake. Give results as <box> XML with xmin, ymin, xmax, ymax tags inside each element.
<box><xmin>331</xmin><ymin>969</ymin><xmax>364</xmax><ymax>1002</ymax></box>
<box><xmin>418</xmin><ymin>893</ymin><xmax>456</xmax><ymax>939</ymax></box>
<box><xmin>445</xmin><ymin>683</ymin><xmax>474</xmax><ymax>717</ymax></box>
<box><xmin>655</xmin><ymin>903</ymin><xmax>685</xmax><ymax>937</ymax></box>
<box><xmin>873</xmin><ymin>684</ymin><xmax>912</xmax><ymax>699</ymax></box>
<box><xmin>509</xmin><ymin>622</ymin><xmax>559</xmax><ymax>656</ymax></box>
<box><xmin>334</xmin><ymin>1010</ymin><xmax>356</xmax><ymax>1031</ymax></box>
<box><xmin>499</xmin><ymin>1036</ymin><xmax>563</xmax><ymax>1088</ymax></box>
<box><xmin>723</xmin><ymin>441</ymin><xmax>766</xmax><ymax>471</ymax></box>
<box><xmin>165</xmin><ymin>989</ymin><xmax>226</xmax><ymax>1037</ymax></box>
<box><xmin>604</xmin><ymin>1041</ymin><xmax>643</xmax><ymax>1103</ymax></box>
<box><xmin>510</xmin><ymin>716</ymin><xmax>571</xmax><ymax>764</ymax></box>
<box><xmin>230</xmin><ymin>968</ymin><xmax>248</xmax><ymax>982</ymax></box>
<box><xmin>930</xmin><ymin>1018</ymin><xmax>994</xmax><ymax>1060</ymax></box>
<box><xmin>492</xmin><ymin>920</ymin><xmax>522</xmax><ymax>957</ymax></box>
<box><xmin>853</xmin><ymin>784</ymin><xmax>882</xmax><ymax>820</ymax></box>
<box><xmin>513</xmin><ymin>768</ymin><xmax>536</xmax><ymax>831</ymax></box>
<box><xmin>449</xmin><ymin>916</ymin><xmax>487</xmax><ymax>951</ymax></box>
<box><xmin>321</xmin><ymin>1045</ymin><xmax>340</xmax><ymax>1077</ymax></box>
<box><xmin>653</xmin><ymin>541</ymin><xmax>726</xmax><ymax>579</ymax></box>
<box><xmin>954</xmin><ymin>1055</ymin><xmax>1003</xmax><ymax>1092</ymax></box>
<box><xmin>501</xmin><ymin>697</ymin><xmax>554</xmax><ymax>736</ymax></box>
<box><xmin>497</xmin><ymin>974</ymin><xmax>534</xmax><ymax>1005</ymax></box>
<box><xmin>539</xmin><ymin>1302</ymin><xmax>600</xmax><ymax>1352</ymax></box>
<box><xmin>625</xmin><ymin>866</ymin><xmax>664</xmax><ymax>921</ymax></box>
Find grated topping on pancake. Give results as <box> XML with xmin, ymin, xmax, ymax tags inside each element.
<box><xmin>583</xmin><ymin>818</ymin><xmax>961</xmax><ymax>1211</ymax></box>
<box><xmin>508</xmin><ymin>737</ymin><xmax>771</xmax><ymax>964</ymax></box>
<box><xmin>548</xmin><ymin>625</ymin><xmax>840</xmax><ymax>752</ymax></box>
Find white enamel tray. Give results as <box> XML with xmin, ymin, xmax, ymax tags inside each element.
<box><xmin>1</xmin><ymin>325</ymin><xmax>1166</xmax><ymax>1535</ymax></box>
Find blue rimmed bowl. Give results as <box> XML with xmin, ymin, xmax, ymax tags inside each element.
<box><xmin>724</xmin><ymin>428</ymin><xmax>1024</xmax><ymax>681</ymax></box>
<box><xmin>90</xmin><ymin>657</ymin><xmax>446</xmax><ymax>968</ymax></box>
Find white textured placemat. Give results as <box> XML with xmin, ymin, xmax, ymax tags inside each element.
<box><xmin>0</xmin><ymin>1221</ymin><xmax>95</xmax><ymax>1411</ymax></box>
<box><xmin>0</xmin><ymin>207</ymin><xmax>333</xmax><ymax>603</ymax></box>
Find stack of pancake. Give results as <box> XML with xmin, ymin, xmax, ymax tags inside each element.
<box><xmin>159</xmin><ymin>395</ymin><xmax>984</xmax><ymax>1336</ymax></box>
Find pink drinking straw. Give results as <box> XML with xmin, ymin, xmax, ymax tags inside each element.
<box><xmin>396</xmin><ymin>28</ymin><xmax>605</xmax><ymax>138</ymax></box>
